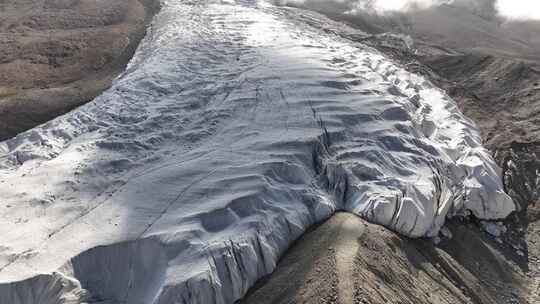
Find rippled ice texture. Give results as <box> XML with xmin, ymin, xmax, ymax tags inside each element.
<box><xmin>0</xmin><ymin>0</ymin><xmax>514</xmax><ymax>303</ymax></box>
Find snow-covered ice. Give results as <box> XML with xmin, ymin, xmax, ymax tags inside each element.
<box><xmin>0</xmin><ymin>1</ymin><xmax>514</xmax><ymax>303</ymax></box>
<box><xmin>481</xmin><ymin>221</ymin><xmax>507</xmax><ymax>237</ymax></box>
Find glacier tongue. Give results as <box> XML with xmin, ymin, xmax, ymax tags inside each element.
<box><xmin>0</xmin><ymin>0</ymin><xmax>513</xmax><ymax>303</ymax></box>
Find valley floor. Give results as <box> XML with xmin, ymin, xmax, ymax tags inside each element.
<box><xmin>242</xmin><ymin>212</ymin><xmax>533</xmax><ymax>304</ymax></box>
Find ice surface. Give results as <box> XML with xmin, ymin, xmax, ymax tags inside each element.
<box><xmin>0</xmin><ymin>1</ymin><xmax>514</xmax><ymax>303</ymax></box>
<box><xmin>481</xmin><ymin>221</ymin><xmax>507</xmax><ymax>237</ymax></box>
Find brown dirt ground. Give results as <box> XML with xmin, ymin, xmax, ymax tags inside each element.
<box><xmin>0</xmin><ymin>0</ymin><xmax>160</xmax><ymax>140</ymax></box>
<box><xmin>241</xmin><ymin>213</ymin><xmax>529</xmax><ymax>304</ymax></box>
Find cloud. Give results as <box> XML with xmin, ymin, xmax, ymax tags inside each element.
<box><xmin>368</xmin><ymin>0</ymin><xmax>448</xmax><ymax>12</ymax></box>
<box><xmin>273</xmin><ymin>0</ymin><xmax>448</xmax><ymax>14</ymax></box>
<box><xmin>495</xmin><ymin>0</ymin><xmax>540</xmax><ymax>20</ymax></box>
<box><xmin>349</xmin><ymin>0</ymin><xmax>447</xmax><ymax>13</ymax></box>
<box><xmin>274</xmin><ymin>0</ymin><xmax>540</xmax><ymax>20</ymax></box>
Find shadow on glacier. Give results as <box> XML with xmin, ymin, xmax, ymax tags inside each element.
<box><xmin>0</xmin><ymin>238</ymin><xmax>167</xmax><ymax>304</ymax></box>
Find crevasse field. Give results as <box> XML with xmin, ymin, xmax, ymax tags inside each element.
<box><xmin>0</xmin><ymin>1</ymin><xmax>514</xmax><ymax>303</ymax></box>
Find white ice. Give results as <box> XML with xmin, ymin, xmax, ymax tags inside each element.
<box><xmin>0</xmin><ymin>1</ymin><xmax>514</xmax><ymax>303</ymax></box>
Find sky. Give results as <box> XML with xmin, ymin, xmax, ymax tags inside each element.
<box><xmin>496</xmin><ymin>0</ymin><xmax>540</xmax><ymax>20</ymax></box>
<box><xmin>277</xmin><ymin>0</ymin><xmax>540</xmax><ymax>19</ymax></box>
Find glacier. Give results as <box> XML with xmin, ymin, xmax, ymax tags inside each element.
<box><xmin>0</xmin><ymin>1</ymin><xmax>514</xmax><ymax>303</ymax></box>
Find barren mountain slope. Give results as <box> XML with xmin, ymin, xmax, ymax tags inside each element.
<box><xmin>0</xmin><ymin>0</ymin><xmax>159</xmax><ymax>140</ymax></box>
<box><xmin>242</xmin><ymin>213</ymin><xmax>530</xmax><ymax>304</ymax></box>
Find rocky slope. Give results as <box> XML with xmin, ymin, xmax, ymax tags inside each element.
<box><xmin>242</xmin><ymin>213</ymin><xmax>529</xmax><ymax>304</ymax></box>
<box><xmin>0</xmin><ymin>0</ymin><xmax>160</xmax><ymax>141</ymax></box>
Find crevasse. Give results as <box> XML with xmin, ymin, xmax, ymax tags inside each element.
<box><xmin>0</xmin><ymin>1</ymin><xmax>513</xmax><ymax>303</ymax></box>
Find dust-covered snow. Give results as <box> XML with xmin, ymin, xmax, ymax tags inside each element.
<box><xmin>0</xmin><ymin>1</ymin><xmax>514</xmax><ymax>303</ymax></box>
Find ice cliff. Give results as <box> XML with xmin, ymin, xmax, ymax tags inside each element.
<box><xmin>0</xmin><ymin>0</ymin><xmax>514</xmax><ymax>303</ymax></box>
